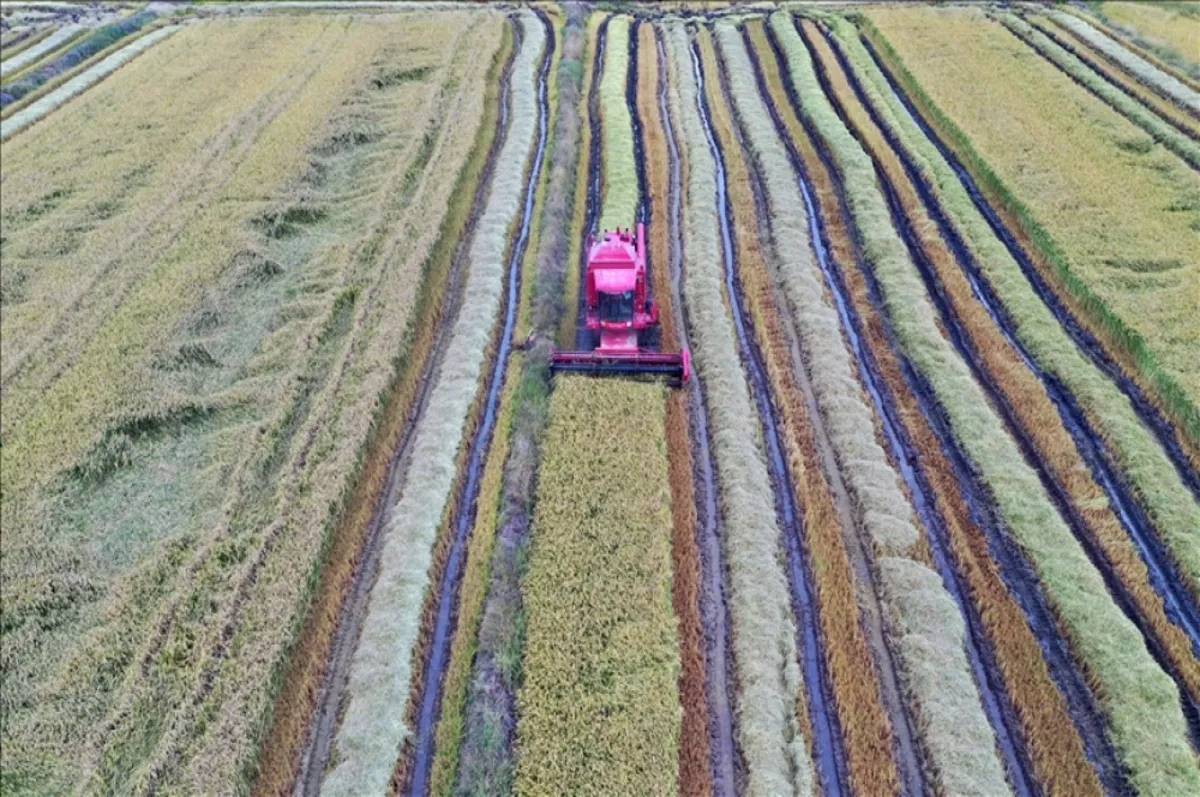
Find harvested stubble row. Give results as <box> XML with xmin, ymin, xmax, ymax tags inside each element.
<box><xmin>823</xmin><ymin>13</ymin><xmax>1200</xmax><ymax>715</ymax></box>
<box><xmin>637</xmin><ymin>20</ymin><xmax>712</xmax><ymax>795</ymax></box>
<box><xmin>997</xmin><ymin>14</ymin><xmax>1200</xmax><ymax>170</ymax></box>
<box><xmin>773</xmin><ymin>13</ymin><xmax>1200</xmax><ymax>794</ymax></box>
<box><xmin>859</xmin><ymin>8</ymin><xmax>1200</xmax><ymax>600</ymax></box>
<box><xmin>597</xmin><ymin>14</ymin><xmax>636</xmax><ymax>233</ymax></box>
<box><xmin>863</xmin><ymin>7</ymin><xmax>1200</xmax><ymax>449</ymax></box>
<box><xmin>0</xmin><ymin>22</ymin><xmax>79</xmax><ymax>77</ymax></box>
<box><xmin>749</xmin><ymin>18</ymin><xmax>1103</xmax><ymax>794</ymax></box>
<box><xmin>1048</xmin><ymin>10</ymin><xmax>1200</xmax><ymax>114</ymax></box>
<box><xmin>664</xmin><ymin>21</ymin><xmax>815</xmax><ymax>796</ymax></box>
<box><xmin>719</xmin><ymin>21</ymin><xmax>1007</xmax><ymax>796</ymax></box>
<box><xmin>1</xmin><ymin>12</ymin><xmax>492</xmax><ymax>794</ymax></box>
<box><xmin>514</xmin><ymin>378</ymin><xmax>680</xmax><ymax>795</ymax></box>
<box><xmin>320</xmin><ymin>13</ymin><xmax>545</xmax><ymax>796</ymax></box>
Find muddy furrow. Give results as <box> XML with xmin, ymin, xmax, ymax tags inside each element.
<box><xmin>655</xmin><ymin>31</ymin><xmax>739</xmax><ymax>796</ymax></box>
<box><xmin>290</xmin><ymin>28</ymin><xmax>521</xmax><ymax>797</ymax></box>
<box><xmin>690</xmin><ymin>38</ymin><xmax>849</xmax><ymax>797</ymax></box>
<box><xmin>818</xmin><ymin>21</ymin><xmax>1200</xmax><ymax>695</ymax></box>
<box><xmin>575</xmin><ymin>16</ymin><xmax>607</xmax><ymax>351</ymax></box>
<box><xmin>858</xmin><ymin>34</ymin><xmax>1200</xmax><ymax>504</ymax></box>
<box><xmin>401</xmin><ymin>15</ymin><xmax>552</xmax><ymax>797</ymax></box>
<box><xmin>629</xmin><ymin>20</ymin><xmax>648</xmax><ymax>226</ymax></box>
<box><xmin>747</xmin><ymin>23</ymin><xmax>1047</xmax><ymax>794</ymax></box>
<box><xmin>1006</xmin><ymin>15</ymin><xmax>1200</xmax><ymax>146</ymax></box>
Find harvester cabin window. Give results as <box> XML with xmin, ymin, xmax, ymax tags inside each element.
<box><xmin>599</xmin><ymin>290</ymin><xmax>634</xmax><ymax>323</ymax></box>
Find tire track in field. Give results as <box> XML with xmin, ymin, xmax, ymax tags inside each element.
<box><xmin>858</xmin><ymin>33</ymin><xmax>1200</xmax><ymax>506</ymax></box>
<box><xmin>690</xmin><ymin>36</ymin><xmax>848</xmax><ymax>797</ymax></box>
<box><xmin>815</xmin><ymin>21</ymin><xmax>1200</xmax><ymax>739</ymax></box>
<box><xmin>573</xmin><ymin>14</ymin><xmax>606</xmax><ymax>351</ymax></box>
<box><xmin>653</xmin><ymin>28</ymin><xmax>739</xmax><ymax>797</ymax></box>
<box><xmin>399</xmin><ymin>15</ymin><xmax>550</xmax><ymax>795</ymax></box>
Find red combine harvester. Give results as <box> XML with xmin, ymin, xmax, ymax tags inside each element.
<box><xmin>551</xmin><ymin>222</ymin><xmax>690</xmax><ymax>383</ymax></box>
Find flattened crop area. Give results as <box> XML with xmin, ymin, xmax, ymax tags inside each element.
<box><xmin>2</xmin><ymin>3</ymin><xmax>1198</xmax><ymax>796</ymax></box>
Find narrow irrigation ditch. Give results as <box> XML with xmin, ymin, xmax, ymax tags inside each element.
<box><xmin>691</xmin><ymin>36</ymin><xmax>849</xmax><ymax>797</ymax></box>
<box><xmin>401</xmin><ymin>14</ymin><xmax>552</xmax><ymax>795</ymax></box>
<box><xmin>817</xmin><ymin>21</ymin><xmax>1200</xmax><ymax>709</ymax></box>
<box><xmin>575</xmin><ymin>15</ymin><xmax>607</xmax><ymax>351</ymax></box>
<box><xmin>655</xmin><ymin>29</ymin><xmax>739</xmax><ymax>797</ymax></box>
<box><xmin>286</xmin><ymin>23</ymin><xmax>521</xmax><ymax>796</ymax></box>
<box><xmin>859</xmin><ymin>32</ymin><xmax>1200</xmax><ymax>504</ymax></box>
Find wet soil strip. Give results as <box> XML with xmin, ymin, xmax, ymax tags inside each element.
<box><xmin>629</xmin><ymin>19</ymin><xmax>648</xmax><ymax>226</ymax></box>
<box><xmin>691</xmin><ymin>37</ymin><xmax>849</xmax><ymax>797</ymax></box>
<box><xmin>858</xmin><ymin>33</ymin><xmax>1200</xmax><ymax>505</ymax></box>
<box><xmin>819</xmin><ymin>23</ymin><xmax>1200</xmax><ymax>678</ymax></box>
<box><xmin>656</xmin><ymin>30</ymin><xmax>739</xmax><ymax>797</ymax></box>
<box><xmin>575</xmin><ymin>16</ymin><xmax>607</xmax><ymax>351</ymax></box>
<box><xmin>291</xmin><ymin>26</ymin><xmax>520</xmax><ymax>797</ymax></box>
<box><xmin>1011</xmin><ymin>15</ymin><xmax>1200</xmax><ymax>145</ymax></box>
<box><xmin>769</xmin><ymin>17</ymin><xmax>1130</xmax><ymax>789</ymax></box>
<box><xmin>750</xmin><ymin>23</ymin><xmax>1042</xmax><ymax>795</ymax></box>
<box><xmin>403</xmin><ymin>15</ymin><xmax>552</xmax><ymax>796</ymax></box>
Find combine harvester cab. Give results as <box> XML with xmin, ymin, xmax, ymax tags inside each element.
<box><xmin>551</xmin><ymin>221</ymin><xmax>690</xmax><ymax>383</ymax></box>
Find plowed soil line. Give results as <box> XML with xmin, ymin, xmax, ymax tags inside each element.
<box><xmin>291</xmin><ymin>27</ymin><xmax>520</xmax><ymax>797</ymax></box>
<box><xmin>656</xmin><ymin>30</ymin><xmax>739</xmax><ymax>797</ymax></box>
<box><xmin>691</xmin><ymin>38</ymin><xmax>848</xmax><ymax>797</ymax></box>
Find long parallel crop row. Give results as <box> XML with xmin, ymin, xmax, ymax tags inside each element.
<box><xmin>770</xmin><ymin>13</ymin><xmax>1200</xmax><ymax>794</ymax></box>
<box><xmin>849</xmin><ymin>10</ymin><xmax>1200</xmax><ymax>607</ymax></box>
<box><xmin>818</xmin><ymin>12</ymin><xmax>1200</xmax><ymax>716</ymax></box>
<box><xmin>706</xmin><ymin>24</ymin><xmax>910</xmax><ymax>797</ymax></box>
<box><xmin>319</xmin><ymin>15</ymin><xmax>545</xmax><ymax>795</ymax></box>
<box><xmin>746</xmin><ymin>18</ymin><xmax>1110</xmax><ymax>794</ymax></box>
<box><xmin>0</xmin><ymin>22</ymin><xmax>80</xmax><ymax>78</ymax></box>
<box><xmin>858</xmin><ymin>7</ymin><xmax>1200</xmax><ymax>456</ymax></box>
<box><xmin>1047</xmin><ymin>10</ymin><xmax>1200</xmax><ymax>114</ymax></box>
<box><xmin>1079</xmin><ymin>1</ymin><xmax>1200</xmax><ymax>84</ymax></box>
<box><xmin>995</xmin><ymin>14</ymin><xmax>1199</xmax><ymax>170</ymax></box>
<box><xmin>722</xmin><ymin>19</ymin><xmax>1014</xmax><ymax>794</ymax></box>
<box><xmin>1018</xmin><ymin>12</ymin><xmax>1200</xmax><ymax>142</ymax></box>
<box><xmin>664</xmin><ymin>21</ymin><xmax>816</xmax><ymax>796</ymax></box>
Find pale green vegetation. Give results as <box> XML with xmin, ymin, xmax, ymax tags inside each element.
<box><xmin>665</xmin><ymin>21</ymin><xmax>815</xmax><ymax>796</ymax></box>
<box><xmin>775</xmin><ymin>13</ymin><xmax>1200</xmax><ymax>794</ymax></box>
<box><xmin>858</xmin><ymin>7</ymin><xmax>1200</xmax><ymax>598</ymax></box>
<box><xmin>1</xmin><ymin>25</ymin><xmax>177</xmax><ymax>140</ymax></box>
<box><xmin>0</xmin><ymin>11</ymin><xmax>496</xmax><ymax>794</ymax></box>
<box><xmin>719</xmin><ymin>21</ymin><xmax>1007</xmax><ymax>795</ymax></box>
<box><xmin>514</xmin><ymin>377</ymin><xmax>679</xmax><ymax>795</ymax></box>
<box><xmin>597</xmin><ymin>14</ymin><xmax>636</xmax><ymax>233</ymax></box>
<box><xmin>998</xmin><ymin>13</ymin><xmax>1200</xmax><ymax>169</ymax></box>
<box><xmin>321</xmin><ymin>13</ymin><xmax>545</xmax><ymax>796</ymax></box>
<box><xmin>1051</xmin><ymin>10</ymin><xmax>1200</xmax><ymax>111</ymax></box>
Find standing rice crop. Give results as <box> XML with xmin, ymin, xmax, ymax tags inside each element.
<box><xmin>664</xmin><ymin>20</ymin><xmax>815</xmax><ymax>796</ymax></box>
<box><xmin>1049</xmin><ymin>10</ymin><xmax>1200</xmax><ymax>113</ymax></box>
<box><xmin>514</xmin><ymin>378</ymin><xmax>680</xmax><ymax>796</ymax></box>
<box><xmin>320</xmin><ymin>14</ymin><xmax>546</xmax><ymax>797</ymax></box>
<box><xmin>998</xmin><ymin>14</ymin><xmax>1200</xmax><ymax>170</ymax></box>
<box><xmin>772</xmin><ymin>13</ymin><xmax>1200</xmax><ymax>794</ymax></box>
<box><xmin>597</xmin><ymin>15</ymin><xmax>637</xmax><ymax>233</ymax></box>
<box><xmin>717</xmin><ymin>21</ymin><xmax>1007</xmax><ymax>796</ymax></box>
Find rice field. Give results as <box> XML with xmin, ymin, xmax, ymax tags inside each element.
<box><xmin>2</xmin><ymin>3</ymin><xmax>1198</xmax><ymax>796</ymax></box>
